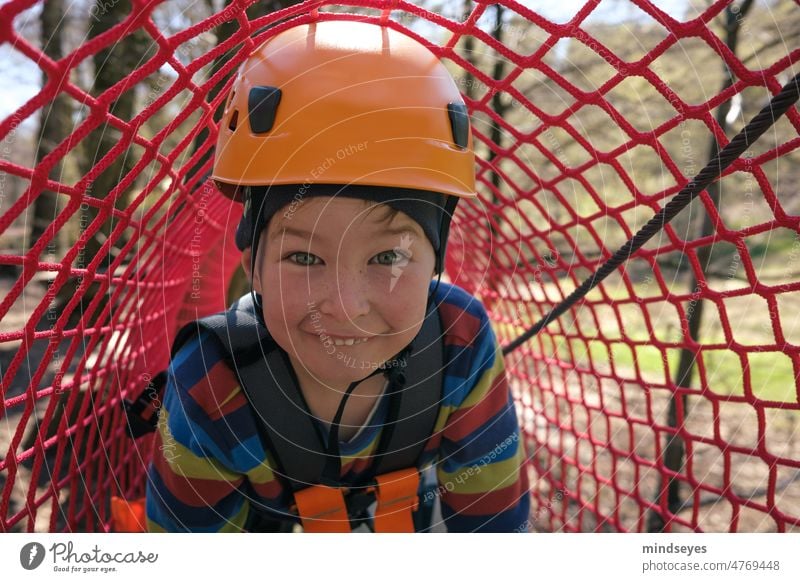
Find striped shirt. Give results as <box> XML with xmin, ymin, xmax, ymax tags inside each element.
<box><xmin>146</xmin><ymin>280</ymin><xmax>531</xmax><ymax>532</ymax></box>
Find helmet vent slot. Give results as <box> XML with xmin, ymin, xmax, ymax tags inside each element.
<box><xmin>248</xmin><ymin>86</ymin><xmax>282</xmax><ymax>134</ymax></box>
<box><xmin>447</xmin><ymin>102</ymin><xmax>470</xmax><ymax>149</ymax></box>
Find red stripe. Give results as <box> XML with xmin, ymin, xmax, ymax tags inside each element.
<box><xmin>438</xmin><ymin>301</ymin><xmax>481</xmax><ymax>347</ymax></box>
<box><xmin>442</xmin><ymin>481</ymin><xmax>523</xmax><ymax>515</ymax></box>
<box><xmin>188</xmin><ymin>361</ymin><xmax>242</xmax><ymax>420</ymax></box>
<box><xmin>341</xmin><ymin>456</ymin><xmax>370</xmax><ymax>476</ymax></box>
<box><xmin>164</xmin><ymin>471</ymin><xmax>243</xmax><ymax>508</ymax></box>
<box><xmin>250</xmin><ymin>476</ymin><xmax>284</xmax><ymax>500</ymax></box>
<box><xmin>423</xmin><ymin>430</ymin><xmax>443</xmax><ymax>455</ymax></box>
<box><xmin>209</xmin><ymin>388</ymin><xmax>248</xmax><ymax>421</ymax></box>
<box><xmin>444</xmin><ymin>372</ymin><xmax>507</xmax><ymax>442</ymax></box>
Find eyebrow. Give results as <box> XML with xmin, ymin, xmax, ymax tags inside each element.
<box><xmin>272</xmin><ymin>224</ymin><xmax>423</xmax><ymax>243</ymax></box>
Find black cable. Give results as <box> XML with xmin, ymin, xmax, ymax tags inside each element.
<box><xmin>503</xmin><ymin>72</ymin><xmax>800</xmax><ymax>356</ymax></box>
<box><xmin>320</xmin><ymin>356</ymin><xmax>411</xmax><ymax>487</ymax></box>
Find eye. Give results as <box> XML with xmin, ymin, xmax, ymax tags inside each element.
<box><xmin>287</xmin><ymin>252</ymin><xmax>322</xmax><ymax>266</ymax></box>
<box><xmin>371</xmin><ymin>250</ymin><xmax>409</xmax><ymax>266</ymax></box>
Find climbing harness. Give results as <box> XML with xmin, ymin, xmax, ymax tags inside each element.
<box><xmin>123</xmin><ymin>292</ymin><xmax>446</xmax><ymax>532</ymax></box>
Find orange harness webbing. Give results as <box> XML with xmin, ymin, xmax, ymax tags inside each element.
<box><xmin>294</xmin><ymin>468</ymin><xmax>420</xmax><ymax>533</ymax></box>
<box><xmin>112</xmin><ymin>468</ymin><xmax>421</xmax><ymax>533</ymax></box>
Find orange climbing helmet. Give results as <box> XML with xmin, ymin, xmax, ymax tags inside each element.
<box><xmin>211</xmin><ymin>19</ymin><xmax>477</xmax><ymax>201</ymax></box>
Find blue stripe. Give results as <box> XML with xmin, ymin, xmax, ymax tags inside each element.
<box><xmin>164</xmin><ymin>386</ymin><xmax>251</xmax><ymax>469</ymax></box>
<box><xmin>467</xmin><ymin>319</ymin><xmax>497</xmax><ymax>376</ymax></box>
<box><xmin>440</xmin><ymin>320</ymin><xmax>497</xmax><ymax>409</ymax></box>
<box><xmin>440</xmin><ymin>345</ymin><xmax>495</xmax><ymax>409</ymax></box>
<box><xmin>162</xmin><ymin>378</ymin><xmax>220</xmax><ymax>454</ymax></box>
<box><xmin>228</xmin><ymin>433</ymin><xmax>270</xmax><ymax>472</ymax></box>
<box><xmin>170</xmin><ymin>334</ymin><xmax>202</xmax><ymax>369</ymax></box>
<box><xmin>170</xmin><ymin>329</ymin><xmax>227</xmax><ymax>389</ymax></box>
<box><xmin>211</xmin><ymin>405</ymin><xmax>262</xmax><ymax>456</ymax></box>
<box><xmin>443</xmin><ymin>344</ymin><xmax>473</xmax><ymax>380</ymax></box>
<box><xmin>430</xmin><ymin>280</ymin><xmax>486</xmax><ymax>321</ymax></box>
<box><xmin>439</xmin><ymin>403</ymin><xmax>520</xmax><ymax>473</ymax></box>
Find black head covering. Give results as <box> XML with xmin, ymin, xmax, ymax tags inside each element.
<box><xmin>237</xmin><ymin>184</ymin><xmax>458</xmax><ymax>274</ymax></box>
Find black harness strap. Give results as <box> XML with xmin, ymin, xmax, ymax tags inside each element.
<box><xmin>191</xmin><ymin>293</ymin><xmax>444</xmax><ymax>494</ymax></box>
<box><xmin>170</xmin><ymin>296</ymin><xmax>270</xmax><ymax>364</ymax></box>
<box><xmin>236</xmin><ymin>346</ymin><xmax>330</xmax><ymax>491</ymax></box>
<box><xmin>371</xmin><ymin>302</ymin><xmax>444</xmax><ymax>477</ymax></box>
<box><xmin>129</xmin><ymin>292</ymin><xmax>446</xmax><ymax>530</ymax></box>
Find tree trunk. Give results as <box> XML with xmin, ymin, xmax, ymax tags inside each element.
<box><xmin>30</xmin><ymin>0</ymin><xmax>73</xmax><ymax>251</ymax></box>
<box><xmin>185</xmin><ymin>0</ymin><xmax>299</xmax><ymax>187</ymax></box>
<box><xmin>52</xmin><ymin>0</ymin><xmax>151</xmax><ymax>318</ymax></box>
<box><xmin>483</xmin><ymin>4</ymin><xmax>508</xmax><ymax>308</ymax></box>
<box><xmin>647</xmin><ymin>0</ymin><xmax>754</xmax><ymax>533</ymax></box>
<box><xmin>175</xmin><ymin>1</ymin><xmax>303</xmax><ymax>305</ymax></box>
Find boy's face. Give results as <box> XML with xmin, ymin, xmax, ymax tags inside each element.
<box><xmin>242</xmin><ymin>196</ymin><xmax>438</xmax><ymax>388</ymax></box>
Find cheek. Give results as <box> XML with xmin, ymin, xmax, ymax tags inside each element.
<box><xmin>260</xmin><ymin>266</ymin><xmax>311</xmax><ymax>332</ymax></box>
<box><xmin>376</xmin><ymin>269</ymin><xmax>431</xmax><ymax>329</ymax></box>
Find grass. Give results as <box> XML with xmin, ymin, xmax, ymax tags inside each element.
<box><xmin>495</xmin><ymin>280</ymin><xmax>799</xmax><ymax>404</ymax></box>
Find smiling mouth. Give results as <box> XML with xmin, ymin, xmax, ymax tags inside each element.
<box><xmin>304</xmin><ymin>330</ymin><xmax>375</xmax><ymax>347</ymax></box>
<box><xmin>329</xmin><ymin>336</ymin><xmax>370</xmax><ymax>346</ymax></box>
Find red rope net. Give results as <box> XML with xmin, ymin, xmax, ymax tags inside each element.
<box><xmin>1</xmin><ymin>0</ymin><xmax>799</xmax><ymax>532</ymax></box>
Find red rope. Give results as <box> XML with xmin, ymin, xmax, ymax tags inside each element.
<box><xmin>1</xmin><ymin>0</ymin><xmax>799</xmax><ymax>532</ymax></box>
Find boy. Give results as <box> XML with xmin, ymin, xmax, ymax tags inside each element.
<box><xmin>146</xmin><ymin>19</ymin><xmax>530</xmax><ymax>532</ymax></box>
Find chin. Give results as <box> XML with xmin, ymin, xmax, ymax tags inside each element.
<box><xmin>295</xmin><ymin>355</ymin><xmax>376</xmax><ymax>388</ymax></box>
<box><xmin>283</xmin><ymin>330</ymin><xmax>387</xmax><ymax>383</ymax></box>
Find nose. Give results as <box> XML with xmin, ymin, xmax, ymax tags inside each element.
<box><xmin>317</xmin><ymin>267</ymin><xmax>370</xmax><ymax>322</ymax></box>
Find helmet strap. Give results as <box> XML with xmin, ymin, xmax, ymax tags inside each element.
<box><xmin>247</xmin><ymin>186</ymin><xmax>269</xmax><ymax>328</ymax></box>
<box><xmin>427</xmin><ymin>195</ymin><xmax>459</xmax><ymax>311</ymax></box>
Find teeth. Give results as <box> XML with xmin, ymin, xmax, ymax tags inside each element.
<box><xmin>331</xmin><ymin>337</ymin><xmax>369</xmax><ymax>346</ymax></box>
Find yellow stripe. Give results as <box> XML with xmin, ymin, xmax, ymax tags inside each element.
<box><xmin>437</xmin><ymin>450</ymin><xmax>522</xmax><ymax>495</ymax></box>
<box><xmin>459</xmin><ymin>344</ymin><xmax>506</xmax><ymax>409</ymax></box>
<box><xmin>246</xmin><ymin>459</ymin><xmax>277</xmax><ymax>485</ymax></box>
<box><xmin>157</xmin><ymin>410</ymin><xmax>241</xmax><ymax>482</ymax></box>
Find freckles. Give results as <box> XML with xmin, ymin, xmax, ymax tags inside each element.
<box><xmin>263</xmin><ymin>289</ymin><xmax>306</xmax><ymax>331</ymax></box>
<box><xmin>385</xmin><ymin>272</ymin><xmax>430</xmax><ymax>305</ymax></box>
<box><xmin>271</xmin><ymin>266</ymin><xmax>313</xmax><ymax>302</ymax></box>
<box><xmin>381</xmin><ymin>294</ymin><xmax>425</xmax><ymax>331</ymax></box>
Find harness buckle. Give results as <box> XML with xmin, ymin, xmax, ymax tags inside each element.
<box><xmin>292</xmin><ymin>472</ymin><xmax>420</xmax><ymax>533</ymax></box>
